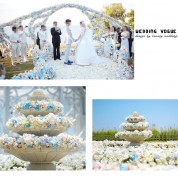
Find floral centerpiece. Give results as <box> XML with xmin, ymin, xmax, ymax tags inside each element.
<box><xmin>115</xmin><ymin>112</ymin><xmax>152</xmax><ymax>145</ymax></box>
<box><xmin>0</xmin><ymin>89</ymin><xmax>84</xmax><ymax>170</ymax></box>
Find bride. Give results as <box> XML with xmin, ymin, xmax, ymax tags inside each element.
<box><xmin>75</xmin><ymin>21</ymin><xmax>105</xmax><ymax>65</ymax></box>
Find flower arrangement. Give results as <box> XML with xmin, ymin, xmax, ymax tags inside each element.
<box><xmin>14</xmin><ymin>100</ymin><xmax>64</xmax><ymax>115</ymax></box>
<box><xmin>93</xmin><ymin>140</ymin><xmax>178</xmax><ymax>170</ymax></box>
<box><xmin>6</xmin><ymin>113</ymin><xmax>75</xmax><ymax>132</ymax></box>
<box><xmin>11</xmin><ymin>43</ymin><xmax>55</xmax><ymax>80</ymax></box>
<box><xmin>115</xmin><ymin>112</ymin><xmax>152</xmax><ymax>145</ymax></box>
<box><xmin>0</xmin><ymin>89</ymin><xmax>85</xmax><ymax>170</ymax></box>
<box><xmin>56</xmin><ymin>152</ymin><xmax>86</xmax><ymax>170</ymax></box>
<box><xmin>0</xmin><ymin>153</ymin><xmax>85</xmax><ymax>171</ymax></box>
<box><xmin>121</xmin><ymin>122</ymin><xmax>149</xmax><ymax>131</ymax></box>
<box><xmin>0</xmin><ymin>133</ymin><xmax>84</xmax><ymax>151</ymax></box>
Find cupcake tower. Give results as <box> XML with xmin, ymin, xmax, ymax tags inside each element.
<box><xmin>115</xmin><ymin>112</ymin><xmax>152</xmax><ymax>146</ymax></box>
<box><xmin>0</xmin><ymin>90</ymin><xmax>84</xmax><ymax>170</ymax></box>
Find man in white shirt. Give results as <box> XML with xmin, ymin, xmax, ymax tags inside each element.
<box><xmin>18</xmin><ymin>25</ymin><xmax>28</xmax><ymax>62</ymax></box>
<box><xmin>64</xmin><ymin>19</ymin><xmax>76</xmax><ymax>65</ymax></box>
<box><xmin>38</xmin><ymin>25</ymin><xmax>47</xmax><ymax>51</ymax></box>
<box><xmin>9</xmin><ymin>26</ymin><xmax>21</xmax><ymax>66</ymax></box>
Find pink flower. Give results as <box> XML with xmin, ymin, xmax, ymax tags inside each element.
<box><xmin>93</xmin><ymin>162</ymin><xmax>103</xmax><ymax>170</ymax></box>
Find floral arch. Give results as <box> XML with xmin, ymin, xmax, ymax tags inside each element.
<box><xmin>0</xmin><ymin>3</ymin><xmax>123</xmax><ymax>45</ymax></box>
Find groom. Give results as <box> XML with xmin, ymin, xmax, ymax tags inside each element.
<box><xmin>64</xmin><ymin>19</ymin><xmax>76</xmax><ymax>65</ymax></box>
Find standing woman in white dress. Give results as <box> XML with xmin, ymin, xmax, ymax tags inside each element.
<box><xmin>111</xmin><ymin>26</ymin><xmax>118</xmax><ymax>51</ymax></box>
<box><xmin>120</xmin><ymin>26</ymin><xmax>130</xmax><ymax>60</ymax></box>
<box><xmin>75</xmin><ymin>21</ymin><xmax>104</xmax><ymax>65</ymax></box>
<box><xmin>103</xmin><ymin>27</ymin><xmax>112</xmax><ymax>58</ymax></box>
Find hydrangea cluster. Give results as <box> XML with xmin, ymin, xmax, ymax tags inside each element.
<box><xmin>0</xmin><ymin>133</ymin><xmax>84</xmax><ymax>151</ymax></box>
<box><xmin>93</xmin><ymin>140</ymin><xmax>178</xmax><ymax>170</ymax></box>
<box><xmin>116</xmin><ymin>58</ymin><xmax>133</xmax><ymax>79</ymax></box>
<box><xmin>121</xmin><ymin>122</ymin><xmax>149</xmax><ymax>131</ymax></box>
<box><xmin>6</xmin><ymin>113</ymin><xmax>75</xmax><ymax>131</ymax></box>
<box><xmin>126</xmin><ymin>114</ymin><xmax>145</xmax><ymax>122</ymax></box>
<box><xmin>115</xmin><ymin>130</ymin><xmax>152</xmax><ymax>138</ymax></box>
<box><xmin>14</xmin><ymin>100</ymin><xmax>64</xmax><ymax>115</ymax></box>
<box><xmin>0</xmin><ymin>154</ymin><xmax>28</xmax><ymax>171</ymax></box>
<box><xmin>56</xmin><ymin>152</ymin><xmax>86</xmax><ymax>170</ymax></box>
<box><xmin>0</xmin><ymin>152</ymin><xmax>85</xmax><ymax>171</ymax></box>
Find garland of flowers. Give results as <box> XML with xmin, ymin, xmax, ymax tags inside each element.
<box><xmin>0</xmin><ymin>133</ymin><xmax>84</xmax><ymax>151</ymax></box>
<box><xmin>6</xmin><ymin>113</ymin><xmax>75</xmax><ymax>131</ymax></box>
<box><xmin>0</xmin><ymin>3</ymin><xmax>123</xmax><ymax>60</ymax></box>
<box><xmin>14</xmin><ymin>99</ymin><xmax>64</xmax><ymax>115</ymax></box>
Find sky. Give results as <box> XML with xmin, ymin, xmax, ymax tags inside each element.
<box><xmin>93</xmin><ymin>100</ymin><xmax>178</xmax><ymax>131</ymax></box>
<box><xmin>0</xmin><ymin>0</ymin><xmax>134</xmax><ymax>25</ymax></box>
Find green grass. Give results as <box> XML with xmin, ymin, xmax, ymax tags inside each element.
<box><xmin>93</xmin><ymin>128</ymin><xmax>178</xmax><ymax>141</ymax></box>
<box><xmin>0</xmin><ymin>56</ymin><xmax>34</xmax><ymax>79</ymax></box>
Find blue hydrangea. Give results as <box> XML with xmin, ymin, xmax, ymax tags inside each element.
<box><xmin>24</xmin><ymin>101</ymin><xmax>31</xmax><ymax>109</ymax></box>
<box><xmin>53</xmin><ymin>138</ymin><xmax>61</xmax><ymax>150</ymax></box>
<box><xmin>119</xmin><ymin>164</ymin><xmax>128</xmax><ymax>171</ymax></box>
<box><xmin>24</xmin><ymin>122</ymin><xmax>30</xmax><ymax>128</ymax></box>
<box><xmin>39</xmin><ymin>139</ymin><xmax>46</xmax><ymax>146</ymax></box>
<box><xmin>47</xmin><ymin>103</ymin><xmax>54</xmax><ymax>110</ymax></box>
<box><xmin>34</xmin><ymin>103</ymin><xmax>40</xmax><ymax>110</ymax></box>
<box><xmin>47</xmin><ymin>124</ymin><xmax>52</xmax><ymax>128</ymax></box>
<box><xmin>130</xmin><ymin>153</ymin><xmax>139</xmax><ymax>161</ymax></box>
<box><xmin>12</xmin><ymin>119</ymin><xmax>17</xmax><ymax>126</ymax></box>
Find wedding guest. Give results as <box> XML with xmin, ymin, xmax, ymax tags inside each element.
<box><xmin>116</xmin><ymin>27</ymin><xmax>121</xmax><ymax>50</ymax></box>
<box><xmin>18</xmin><ymin>25</ymin><xmax>28</xmax><ymax>62</ymax></box>
<box><xmin>9</xmin><ymin>26</ymin><xmax>21</xmax><ymax>66</ymax></box>
<box><xmin>119</xmin><ymin>26</ymin><xmax>130</xmax><ymax>60</ymax></box>
<box><xmin>103</xmin><ymin>27</ymin><xmax>112</xmax><ymax>57</ymax></box>
<box><xmin>0</xmin><ymin>63</ymin><xmax>6</xmax><ymax>79</ymax></box>
<box><xmin>111</xmin><ymin>26</ymin><xmax>118</xmax><ymax>50</ymax></box>
<box><xmin>131</xmin><ymin>31</ymin><xmax>134</xmax><ymax>59</ymax></box>
<box><xmin>0</xmin><ymin>50</ymin><xmax>4</xmax><ymax>58</ymax></box>
<box><xmin>36</xmin><ymin>30</ymin><xmax>41</xmax><ymax>49</ymax></box>
<box><xmin>51</xmin><ymin>21</ymin><xmax>62</xmax><ymax>60</ymax></box>
<box><xmin>39</xmin><ymin>25</ymin><xmax>47</xmax><ymax>51</ymax></box>
<box><xmin>127</xmin><ymin>27</ymin><xmax>133</xmax><ymax>58</ymax></box>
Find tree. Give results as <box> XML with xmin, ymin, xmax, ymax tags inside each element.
<box><xmin>103</xmin><ymin>3</ymin><xmax>126</xmax><ymax>21</ymax></box>
<box><xmin>123</xmin><ymin>9</ymin><xmax>134</xmax><ymax>30</ymax></box>
<box><xmin>102</xmin><ymin>3</ymin><xmax>125</xmax><ymax>27</ymax></box>
<box><xmin>102</xmin><ymin>3</ymin><xmax>134</xmax><ymax>29</ymax></box>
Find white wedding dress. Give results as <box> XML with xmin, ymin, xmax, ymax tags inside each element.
<box><xmin>75</xmin><ymin>27</ymin><xmax>105</xmax><ymax>65</ymax></box>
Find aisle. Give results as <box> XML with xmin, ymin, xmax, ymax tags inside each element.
<box><xmin>49</xmin><ymin>56</ymin><xmax>118</xmax><ymax>80</ymax></box>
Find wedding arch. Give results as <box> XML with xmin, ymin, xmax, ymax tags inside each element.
<box><xmin>0</xmin><ymin>3</ymin><xmax>123</xmax><ymax>45</ymax></box>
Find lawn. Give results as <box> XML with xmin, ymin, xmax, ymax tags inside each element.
<box><xmin>93</xmin><ymin>128</ymin><xmax>178</xmax><ymax>141</ymax></box>
<box><xmin>0</xmin><ymin>56</ymin><xmax>34</xmax><ymax>79</ymax></box>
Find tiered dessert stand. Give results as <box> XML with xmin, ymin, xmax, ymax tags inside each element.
<box><xmin>115</xmin><ymin>112</ymin><xmax>152</xmax><ymax>146</ymax></box>
<box><xmin>0</xmin><ymin>90</ymin><xmax>84</xmax><ymax>170</ymax></box>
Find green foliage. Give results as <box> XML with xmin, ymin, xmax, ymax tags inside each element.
<box><xmin>102</xmin><ymin>3</ymin><xmax>134</xmax><ymax>29</ymax></box>
<box><xmin>93</xmin><ymin>128</ymin><xmax>178</xmax><ymax>141</ymax></box>
<box><xmin>123</xmin><ymin>9</ymin><xmax>134</xmax><ymax>29</ymax></box>
<box><xmin>103</xmin><ymin>3</ymin><xmax>126</xmax><ymax>21</ymax></box>
<box><xmin>93</xmin><ymin>130</ymin><xmax>117</xmax><ymax>141</ymax></box>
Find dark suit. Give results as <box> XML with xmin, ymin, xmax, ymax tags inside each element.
<box><xmin>51</xmin><ymin>27</ymin><xmax>62</xmax><ymax>60</ymax></box>
<box><xmin>36</xmin><ymin>32</ymin><xmax>40</xmax><ymax>49</ymax></box>
<box><xmin>128</xmin><ymin>30</ymin><xmax>133</xmax><ymax>57</ymax></box>
<box><xmin>117</xmin><ymin>32</ymin><xmax>121</xmax><ymax>50</ymax></box>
